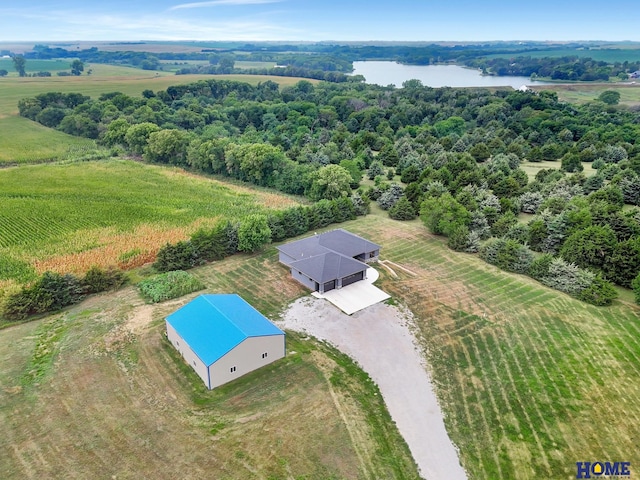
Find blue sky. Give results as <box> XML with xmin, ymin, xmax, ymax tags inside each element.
<box><xmin>0</xmin><ymin>0</ymin><xmax>636</xmax><ymax>42</ymax></box>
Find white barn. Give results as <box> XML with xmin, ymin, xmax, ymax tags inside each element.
<box><xmin>166</xmin><ymin>294</ymin><xmax>285</xmax><ymax>389</ymax></box>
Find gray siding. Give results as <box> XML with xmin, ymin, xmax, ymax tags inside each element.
<box><xmin>291</xmin><ymin>269</ymin><xmax>316</xmax><ymax>291</ymax></box>
<box><xmin>166</xmin><ymin>321</ymin><xmax>210</xmax><ymax>388</ymax></box>
<box><xmin>209</xmin><ymin>335</ymin><xmax>285</xmax><ymax>389</ymax></box>
<box><xmin>279</xmin><ymin>252</ymin><xmax>296</xmax><ymax>265</ymax></box>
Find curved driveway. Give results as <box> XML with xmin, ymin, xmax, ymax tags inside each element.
<box><xmin>279</xmin><ymin>297</ymin><xmax>467</xmax><ymax>480</ymax></box>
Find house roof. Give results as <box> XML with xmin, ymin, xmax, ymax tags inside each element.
<box><xmin>289</xmin><ymin>252</ymin><xmax>367</xmax><ymax>283</ymax></box>
<box><xmin>317</xmin><ymin>228</ymin><xmax>379</xmax><ymax>258</ymax></box>
<box><xmin>277</xmin><ymin>229</ymin><xmax>379</xmax><ymax>263</ymax></box>
<box><xmin>166</xmin><ymin>294</ymin><xmax>284</xmax><ymax>366</ymax></box>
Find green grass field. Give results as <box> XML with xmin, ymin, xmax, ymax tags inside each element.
<box><xmin>2</xmin><ymin>212</ymin><xmax>638</xmax><ymax>478</ymax></box>
<box><xmin>520</xmin><ymin>159</ymin><xmax>597</xmax><ymax>181</ymax></box>
<box><xmin>531</xmin><ymin>83</ymin><xmax>640</xmax><ymax>106</ymax></box>
<box><xmin>0</xmin><ymin>241</ymin><xmax>419</xmax><ymax>479</ymax></box>
<box><xmin>336</xmin><ymin>215</ymin><xmax>640</xmax><ymax>479</ymax></box>
<box><xmin>0</xmin><ymin>58</ymin><xmax>72</xmax><ymax>75</ymax></box>
<box><xmin>487</xmin><ymin>47</ymin><xmax>640</xmax><ymax>63</ymax></box>
<box><xmin>0</xmin><ymin>116</ymin><xmax>100</xmax><ymax>164</ymax></box>
<box><xmin>0</xmin><ymin>159</ymin><xmax>300</xmax><ymax>283</ymax></box>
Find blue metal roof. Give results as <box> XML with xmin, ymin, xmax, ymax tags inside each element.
<box><xmin>166</xmin><ymin>294</ymin><xmax>284</xmax><ymax>366</ymax></box>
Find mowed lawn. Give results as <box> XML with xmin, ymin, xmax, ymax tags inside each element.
<box><xmin>31</xmin><ymin>211</ymin><xmax>634</xmax><ymax>480</ymax></box>
<box><xmin>0</xmin><ymin>244</ymin><xmax>418</xmax><ymax>479</ymax></box>
<box><xmin>1</xmin><ymin>211</ymin><xmax>639</xmax><ymax>478</ymax></box>
<box><xmin>0</xmin><ymin>159</ymin><xmax>301</xmax><ymax>283</ymax></box>
<box><xmin>0</xmin><ymin>65</ymin><xmax>317</xmax><ymax>163</ymax></box>
<box><xmin>334</xmin><ymin>215</ymin><xmax>640</xmax><ymax>479</ymax></box>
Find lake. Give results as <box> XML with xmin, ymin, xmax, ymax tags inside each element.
<box><xmin>351</xmin><ymin>61</ymin><xmax>553</xmax><ymax>89</ymax></box>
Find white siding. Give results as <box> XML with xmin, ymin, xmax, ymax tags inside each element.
<box><xmin>166</xmin><ymin>321</ymin><xmax>210</xmax><ymax>388</ymax></box>
<box><xmin>209</xmin><ymin>335</ymin><xmax>285</xmax><ymax>389</ymax></box>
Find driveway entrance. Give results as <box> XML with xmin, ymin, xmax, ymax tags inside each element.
<box><xmin>312</xmin><ymin>267</ymin><xmax>389</xmax><ymax>315</ymax></box>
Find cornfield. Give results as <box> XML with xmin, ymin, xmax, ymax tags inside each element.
<box><xmin>0</xmin><ymin>159</ymin><xmax>302</xmax><ymax>282</ymax></box>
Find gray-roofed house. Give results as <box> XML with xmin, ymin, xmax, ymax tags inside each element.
<box><xmin>277</xmin><ymin>229</ymin><xmax>380</xmax><ymax>293</ymax></box>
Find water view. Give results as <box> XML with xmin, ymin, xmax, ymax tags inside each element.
<box><xmin>352</xmin><ymin>61</ymin><xmax>554</xmax><ymax>89</ymax></box>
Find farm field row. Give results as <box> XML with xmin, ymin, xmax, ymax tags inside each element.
<box><xmin>342</xmin><ymin>215</ymin><xmax>640</xmax><ymax>479</ymax></box>
<box><xmin>0</xmin><ymin>159</ymin><xmax>301</xmax><ymax>285</ymax></box>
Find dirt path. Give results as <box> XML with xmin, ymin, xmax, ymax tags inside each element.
<box><xmin>278</xmin><ymin>297</ymin><xmax>467</xmax><ymax>480</ymax></box>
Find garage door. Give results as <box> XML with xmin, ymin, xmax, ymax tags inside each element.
<box><xmin>341</xmin><ymin>271</ymin><xmax>364</xmax><ymax>287</ymax></box>
<box><xmin>323</xmin><ymin>280</ymin><xmax>336</xmax><ymax>292</ymax></box>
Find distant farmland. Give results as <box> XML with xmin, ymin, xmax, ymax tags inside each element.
<box><xmin>0</xmin><ymin>65</ymin><xmax>317</xmax><ymax>162</ymax></box>
<box><xmin>487</xmin><ymin>47</ymin><xmax>640</xmax><ymax>63</ymax></box>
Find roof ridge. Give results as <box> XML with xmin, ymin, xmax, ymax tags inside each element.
<box><xmin>202</xmin><ymin>294</ymin><xmax>249</xmax><ymax>339</ymax></box>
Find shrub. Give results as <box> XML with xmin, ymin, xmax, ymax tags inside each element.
<box><xmin>153</xmin><ymin>241</ymin><xmax>201</xmax><ymax>273</ymax></box>
<box><xmin>632</xmin><ymin>273</ymin><xmax>640</xmax><ymax>304</ymax></box>
<box><xmin>237</xmin><ymin>214</ymin><xmax>272</xmax><ymax>253</ymax></box>
<box><xmin>2</xmin><ymin>272</ymin><xmax>83</xmax><ymax>321</ymax></box>
<box><xmin>541</xmin><ymin>258</ymin><xmax>594</xmax><ymax>296</ymax></box>
<box><xmin>82</xmin><ymin>266</ymin><xmax>127</xmax><ymax>294</ymax></box>
<box><xmin>528</xmin><ymin>254</ymin><xmax>554</xmax><ymax>280</ymax></box>
<box><xmin>388</xmin><ymin>196</ymin><xmax>417</xmax><ymax>220</ymax></box>
<box><xmin>137</xmin><ymin>270</ymin><xmax>205</xmax><ymax>303</ymax></box>
<box><xmin>578</xmin><ymin>274</ymin><xmax>618</xmax><ymax>306</ymax></box>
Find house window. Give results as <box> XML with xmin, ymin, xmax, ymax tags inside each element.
<box><xmin>262</xmin><ymin>352</ymin><xmax>268</xmax><ymax>359</ymax></box>
<box><xmin>230</xmin><ymin>366</ymin><xmax>236</xmax><ymax>373</ymax></box>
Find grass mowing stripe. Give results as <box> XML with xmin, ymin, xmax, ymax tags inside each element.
<box><xmin>455</xmin><ymin>340</ymin><xmax>501</xmax><ymax>479</ymax></box>
<box><xmin>467</xmin><ymin>332</ymin><xmax>516</xmax><ymax>477</ymax></box>
<box><xmin>494</xmin><ymin>330</ymin><xmax>554</xmax><ymax>476</ymax></box>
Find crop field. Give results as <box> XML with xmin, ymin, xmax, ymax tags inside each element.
<box><xmin>0</xmin><ymin>242</ymin><xmax>418</xmax><ymax>479</ymax></box>
<box><xmin>0</xmin><ymin>59</ymin><xmax>72</xmax><ymax>74</ymax></box>
<box><xmin>333</xmin><ymin>215</ymin><xmax>640</xmax><ymax>479</ymax></box>
<box><xmin>487</xmin><ymin>47</ymin><xmax>640</xmax><ymax>63</ymax></box>
<box><xmin>0</xmin><ymin>116</ymin><xmax>100</xmax><ymax>164</ymax></box>
<box><xmin>0</xmin><ymin>159</ymin><xmax>301</xmax><ymax>285</ymax></box>
<box><xmin>235</xmin><ymin>60</ymin><xmax>278</xmax><ymax>69</ymax></box>
<box><xmin>531</xmin><ymin>83</ymin><xmax>640</xmax><ymax>106</ymax></box>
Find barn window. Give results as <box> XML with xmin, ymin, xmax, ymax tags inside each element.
<box><xmin>230</xmin><ymin>366</ymin><xmax>236</xmax><ymax>373</ymax></box>
<box><xmin>262</xmin><ymin>352</ymin><xmax>268</xmax><ymax>359</ymax></box>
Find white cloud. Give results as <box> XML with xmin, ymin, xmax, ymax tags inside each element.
<box><xmin>169</xmin><ymin>0</ymin><xmax>282</xmax><ymax>11</ymax></box>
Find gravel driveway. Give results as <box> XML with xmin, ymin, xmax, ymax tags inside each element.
<box><xmin>278</xmin><ymin>297</ymin><xmax>467</xmax><ymax>480</ymax></box>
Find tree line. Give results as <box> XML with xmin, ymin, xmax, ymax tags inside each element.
<box><xmin>17</xmin><ymin>77</ymin><xmax>640</xmax><ymax>305</ymax></box>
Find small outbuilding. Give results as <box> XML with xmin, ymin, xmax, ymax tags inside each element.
<box><xmin>166</xmin><ymin>294</ymin><xmax>285</xmax><ymax>389</ymax></box>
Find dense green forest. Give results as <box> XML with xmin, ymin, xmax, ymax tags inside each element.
<box><xmin>17</xmin><ymin>78</ymin><xmax>640</xmax><ymax>306</ymax></box>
